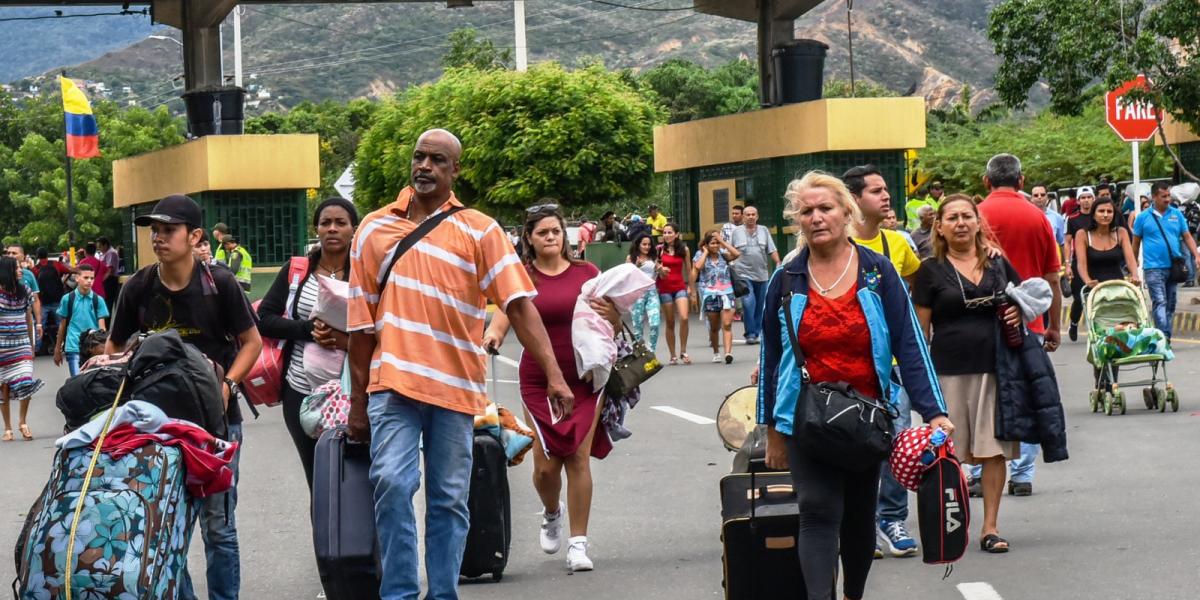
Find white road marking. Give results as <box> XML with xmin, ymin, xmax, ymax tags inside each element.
<box><xmin>650</xmin><ymin>405</ymin><xmax>717</xmax><ymax>425</ymax></box>
<box><xmin>957</xmin><ymin>582</ymin><xmax>1004</xmax><ymax>600</ymax></box>
<box><xmin>494</xmin><ymin>355</ymin><xmax>520</xmax><ymax>368</ymax></box>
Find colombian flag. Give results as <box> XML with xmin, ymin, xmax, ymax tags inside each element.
<box><xmin>60</xmin><ymin>75</ymin><xmax>99</xmax><ymax>159</ymax></box>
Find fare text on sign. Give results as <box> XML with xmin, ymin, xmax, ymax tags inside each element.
<box><xmin>1105</xmin><ymin>74</ymin><xmax>1162</xmax><ymax>142</ymax></box>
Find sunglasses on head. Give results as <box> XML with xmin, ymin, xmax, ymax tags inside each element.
<box><xmin>526</xmin><ymin>203</ymin><xmax>559</xmax><ymax>215</ymax></box>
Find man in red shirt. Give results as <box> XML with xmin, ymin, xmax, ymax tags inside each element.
<box><xmin>978</xmin><ymin>153</ymin><xmax>1062</xmax><ymax>497</ymax></box>
<box><xmin>77</xmin><ymin>242</ymin><xmax>108</xmax><ymax>301</ymax></box>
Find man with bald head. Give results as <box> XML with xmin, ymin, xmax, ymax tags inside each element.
<box><xmin>348</xmin><ymin>129</ymin><xmax>569</xmax><ymax>599</ymax></box>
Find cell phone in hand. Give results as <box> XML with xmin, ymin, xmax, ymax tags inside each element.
<box><xmin>548</xmin><ymin>396</ymin><xmax>565</xmax><ymax>425</ymax></box>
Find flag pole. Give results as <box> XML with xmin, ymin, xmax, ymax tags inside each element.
<box><xmin>62</xmin><ymin>71</ymin><xmax>76</xmax><ymax>267</ymax></box>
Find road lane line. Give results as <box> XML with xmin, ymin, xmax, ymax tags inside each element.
<box><xmin>957</xmin><ymin>582</ymin><xmax>1004</xmax><ymax>600</ymax></box>
<box><xmin>651</xmin><ymin>405</ymin><xmax>717</xmax><ymax>425</ymax></box>
<box><xmin>494</xmin><ymin>355</ymin><xmax>520</xmax><ymax>368</ymax></box>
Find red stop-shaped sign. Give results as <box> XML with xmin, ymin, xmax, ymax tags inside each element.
<box><xmin>1106</xmin><ymin>74</ymin><xmax>1162</xmax><ymax>142</ymax></box>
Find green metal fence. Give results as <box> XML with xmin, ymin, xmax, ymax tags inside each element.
<box><xmin>125</xmin><ymin>189</ymin><xmax>308</xmax><ymax>269</ymax></box>
<box><xmin>667</xmin><ymin>150</ymin><xmax>909</xmax><ymax>255</ymax></box>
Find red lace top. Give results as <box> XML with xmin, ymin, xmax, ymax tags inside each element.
<box><xmin>797</xmin><ymin>284</ymin><xmax>881</xmax><ymax>400</ymax></box>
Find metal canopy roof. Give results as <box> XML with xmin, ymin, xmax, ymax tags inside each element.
<box><xmin>693</xmin><ymin>0</ymin><xmax>824</xmax><ymax>22</ymax></box>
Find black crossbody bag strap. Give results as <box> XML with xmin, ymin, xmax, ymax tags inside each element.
<box><xmin>779</xmin><ymin>271</ymin><xmax>810</xmax><ymax>381</ymax></box>
<box><xmin>377</xmin><ymin>206</ymin><xmax>467</xmax><ymax>292</ymax></box>
<box><xmin>1150</xmin><ymin>210</ymin><xmax>1181</xmax><ymax>260</ymax></box>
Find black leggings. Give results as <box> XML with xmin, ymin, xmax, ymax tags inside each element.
<box><xmin>1069</xmin><ymin>268</ymin><xmax>1086</xmax><ymax>326</ymax></box>
<box><xmin>281</xmin><ymin>380</ymin><xmax>318</xmax><ymax>490</ymax></box>
<box><xmin>786</xmin><ymin>436</ymin><xmax>882</xmax><ymax>600</ymax></box>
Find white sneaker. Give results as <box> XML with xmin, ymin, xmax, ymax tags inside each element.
<box><xmin>540</xmin><ymin>502</ymin><xmax>564</xmax><ymax>554</ymax></box>
<box><xmin>566</xmin><ymin>536</ymin><xmax>593</xmax><ymax>571</ymax></box>
<box><xmin>712</xmin><ymin>353</ymin><xmax>722</xmax><ymax>363</ymax></box>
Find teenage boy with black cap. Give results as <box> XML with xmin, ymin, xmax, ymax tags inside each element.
<box><xmin>105</xmin><ymin>193</ymin><xmax>263</xmax><ymax>600</ymax></box>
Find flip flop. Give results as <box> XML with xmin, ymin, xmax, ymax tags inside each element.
<box><xmin>1</xmin><ymin>430</ymin><xmax>12</xmax><ymax>442</ymax></box>
<box><xmin>19</xmin><ymin>424</ymin><xmax>32</xmax><ymax>441</ymax></box>
<box><xmin>980</xmin><ymin>533</ymin><xmax>1009</xmax><ymax>553</ymax></box>
<box><xmin>669</xmin><ymin>356</ymin><xmax>678</xmax><ymax>366</ymax></box>
<box><xmin>681</xmin><ymin>353</ymin><xmax>692</xmax><ymax>365</ymax></box>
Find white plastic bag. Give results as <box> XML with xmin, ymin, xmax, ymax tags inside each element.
<box><xmin>1171</xmin><ymin>182</ymin><xmax>1200</xmax><ymax>204</ymax></box>
<box><xmin>311</xmin><ymin>275</ymin><xmax>348</xmax><ymax>332</ymax></box>
<box><xmin>571</xmin><ymin>263</ymin><xmax>655</xmax><ymax>392</ymax></box>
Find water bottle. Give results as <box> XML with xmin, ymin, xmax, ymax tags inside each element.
<box><xmin>995</xmin><ymin>292</ymin><xmax>1024</xmax><ymax>348</ymax></box>
<box><xmin>920</xmin><ymin>428</ymin><xmax>948</xmax><ymax>465</ymax></box>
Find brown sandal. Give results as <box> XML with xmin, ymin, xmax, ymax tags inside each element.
<box><xmin>19</xmin><ymin>424</ymin><xmax>32</xmax><ymax>441</ymax></box>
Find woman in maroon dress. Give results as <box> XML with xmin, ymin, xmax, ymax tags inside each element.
<box><xmin>483</xmin><ymin>203</ymin><xmax>620</xmax><ymax>573</ymax></box>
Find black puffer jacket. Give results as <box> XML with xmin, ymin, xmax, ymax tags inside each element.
<box><xmin>993</xmin><ymin>325</ymin><xmax>1068</xmax><ymax>462</ymax></box>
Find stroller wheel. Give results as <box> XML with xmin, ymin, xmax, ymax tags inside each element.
<box><xmin>1103</xmin><ymin>392</ymin><xmax>1114</xmax><ymax>416</ymax></box>
<box><xmin>1115</xmin><ymin>391</ymin><xmax>1126</xmax><ymax>415</ymax></box>
<box><xmin>1157</xmin><ymin>387</ymin><xmax>1168</xmax><ymax>413</ymax></box>
<box><xmin>1090</xmin><ymin>390</ymin><xmax>1100</xmax><ymax>413</ymax></box>
<box><xmin>1143</xmin><ymin>388</ymin><xmax>1156</xmax><ymax>410</ymax></box>
<box><xmin>1168</xmin><ymin>388</ymin><xmax>1179</xmax><ymax>413</ymax></box>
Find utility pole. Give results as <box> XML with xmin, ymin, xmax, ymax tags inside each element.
<box><xmin>233</xmin><ymin>5</ymin><xmax>244</xmax><ymax>87</ymax></box>
<box><xmin>514</xmin><ymin>1</ymin><xmax>528</xmax><ymax>72</ymax></box>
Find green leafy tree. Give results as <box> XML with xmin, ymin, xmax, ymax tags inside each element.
<box><xmin>637</xmin><ymin>58</ymin><xmax>758</xmax><ymax>124</ymax></box>
<box><xmin>442</xmin><ymin>28</ymin><xmax>513</xmax><ymax>72</ymax></box>
<box><xmin>0</xmin><ymin>98</ymin><xmax>185</xmax><ymax>249</ymax></box>
<box><xmin>988</xmin><ymin>0</ymin><xmax>1200</xmax><ymax>177</ymax></box>
<box><xmin>922</xmin><ymin>95</ymin><xmax>1170</xmax><ymax>196</ymax></box>
<box><xmin>354</xmin><ymin>62</ymin><xmax>665</xmax><ymax>218</ymax></box>
<box><xmin>822</xmin><ymin>78</ymin><xmax>899</xmax><ymax>99</ymax></box>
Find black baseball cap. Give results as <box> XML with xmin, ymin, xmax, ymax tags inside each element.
<box><xmin>134</xmin><ymin>194</ymin><xmax>202</xmax><ymax>229</ymax></box>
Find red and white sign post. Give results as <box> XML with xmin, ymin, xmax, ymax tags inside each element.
<box><xmin>1105</xmin><ymin>74</ymin><xmax>1163</xmax><ymax>222</ymax></box>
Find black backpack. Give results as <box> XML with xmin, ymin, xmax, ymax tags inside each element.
<box><xmin>35</xmin><ymin>263</ymin><xmax>65</xmax><ymax>305</ymax></box>
<box><xmin>56</xmin><ymin>330</ymin><xmax>228</xmax><ymax>440</ymax></box>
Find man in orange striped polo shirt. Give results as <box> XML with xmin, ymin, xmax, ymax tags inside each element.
<box><xmin>347</xmin><ymin>129</ymin><xmax>571</xmax><ymax>600</ymax></box>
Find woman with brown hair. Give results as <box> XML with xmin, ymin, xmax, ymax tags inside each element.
<box><xmin>483</xmin><ymin>203</ymin><xmax>620</xmax><ymax>572</ymax></box>
<box><xmin>912</xmin><ymin>193</ymin><xmax>1024</xmax><ymax>554</ymax></box>
<box><xmin>692</xmin><ymin>229</ymin><xmax>740</xmax><ymax>363</ymax></box>
<box><xmin>656</xmin><ymin>223</ymin><xmax>694</xmax><ymax>365</ymax></box>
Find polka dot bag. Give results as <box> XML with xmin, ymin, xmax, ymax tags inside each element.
<box><xmin>889</xmin><ymin>426</ymin><xmax>955</xmax><ymax>492</ymax></box>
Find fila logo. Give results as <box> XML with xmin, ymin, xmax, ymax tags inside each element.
<box><xmin>944</xmin><ymin>488</ymin><xmax>962</xmax><ymax>533</ymax></box>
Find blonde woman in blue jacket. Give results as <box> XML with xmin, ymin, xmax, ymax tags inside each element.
<box><xmin>758</xmin><ymin>171</ymin><xmax>953</xmax><ymax>600</ymax></box>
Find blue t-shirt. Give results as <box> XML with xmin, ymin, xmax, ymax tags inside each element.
<box><xmin>1133</xmin><ymin>206</ymin><xmax>1188</xmax><ymax>270</ymax></box>
<box><xmin>1044</xmin><ymin>208</ymin><xmax>1066</xmax><ymax>246</ymax></box>
<box><xmin>56</xmin><ymin>289</ymin><xmax>109</xmax><ymax>353</ymax></box>
<box><xmin>22</xmin><ymin>269</ymin><xmax>39</xmax><ymax>296</ymax></box>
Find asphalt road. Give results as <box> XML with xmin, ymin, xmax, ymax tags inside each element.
<box><xmin>3</xmin><ymin>327</ymin><xmax>1200</xmax><ymax>600</ymax></box>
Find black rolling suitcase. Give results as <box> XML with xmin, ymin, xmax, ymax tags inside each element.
<box><xmin>720</xmin><ymin>470</ymin><xmax>835</xmax><ymax>600</ymax></box>
<box><xmin>312</xmin><ymin>426</ymin><xmax>381</xmax><ymax>600</ymax></box>
<box><xmin>460</xmin><ymin>429</ymin><xmax>511</xmax><ymax>581</ymax></box>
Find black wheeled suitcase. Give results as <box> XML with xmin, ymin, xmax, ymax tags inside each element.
<box><xmin>459</xmin><ymin>429</ymin><xmax>511</xmax><ymax>581</ymax></box>
<box><xmin>720</xmin><ymin>470</ymin><xmax>835</xmax><ymax>600</ymax></box>
<box><xmin>312</xmin><ymin>426</ymin><xmax>381</xmax><ymax>600</ymax></box>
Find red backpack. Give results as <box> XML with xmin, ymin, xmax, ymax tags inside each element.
<box><xmin>244</xmin><ymin>257</ymin><xmax>309</xmax><ymax>407</ymax></box>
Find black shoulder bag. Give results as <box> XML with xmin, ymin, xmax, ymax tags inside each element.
<box><xmin>779</xmin><ymin>271</ymin><xmax>899</xmax><ymax>472</ymax></box>
<box><xmin>1149</xmin><ymin>211</ymin><xmax>1189</xmax><ymax>284</ymax></box>
<box><xmin>377</xmin><ymin>206</ymin><xmax>467</xmax><ymax>291</ymax></box>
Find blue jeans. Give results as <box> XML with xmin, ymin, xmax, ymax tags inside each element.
<box><xmin>65</xmin><ymin>352</ymin><xmax>80</xmax><ymax>377</ymax></box>
<box><xmin>1145</xmin><ymin>268</ymin><xmax>1178</xmax><ymax>340</ymax></box>
<box><xmin>180</xmin><ymin>423</ymin><xmax>242</xmax><ymax>600</ymax></box>
<box><xmin>1187</xmin><ymin>251</ymin><xmax>1196</xmax><ymax>284</ymax></box>
<box><xmin>877</xmin><ymin>373</ymin><xmax>911</xmax><ymax>523</ymax></box>
<box><xmin>368</xmin><ymin>391</ymin><xmax>474</xmax><ymax>600</ymax></box>
<box><xmin>740</xmin><ymin>279</ymin><xmax>769</xmax><ymax>340</ymax></box>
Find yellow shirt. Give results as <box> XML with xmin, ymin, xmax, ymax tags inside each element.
<box><xmin>854</xmin><ymin>230</ymin><xmax>921</xmax><ymax>278</ymax></box>
<box><xmin>646</xmin><ymin>213</ymin><xmax>668</xmax><ymax>236</ymax></box>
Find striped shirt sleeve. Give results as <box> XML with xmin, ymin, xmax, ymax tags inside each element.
<box><xmin>475</xmin><ymin>221</ymin><xmax>535</xmax><ymax>311</ymax></box>
<box><xmin>348</xmin><ymin>221</ymin><xmax>380</xmax><ymax>333</ymax></box>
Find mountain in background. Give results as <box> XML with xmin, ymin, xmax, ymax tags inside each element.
<box><xmin>0</xmin><ymin>7</ymin><xmax>156</xmax><ymax>82</ymax></box>
<box><xmin>3</xmin><ymin>0</ymin><xmax>1041</xmax><ymax>112</ymax></box>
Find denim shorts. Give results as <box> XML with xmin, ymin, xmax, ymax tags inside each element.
<box><xmin>659</xmin><ymin>289</ymin><xmax>688</xmax><ymax>304</ymax></box>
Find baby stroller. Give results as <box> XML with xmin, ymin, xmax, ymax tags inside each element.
<box><xmin>1084</xmin><ymin>280</ymin><xmax>1177</xmax><ymax>415</ymax></box>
